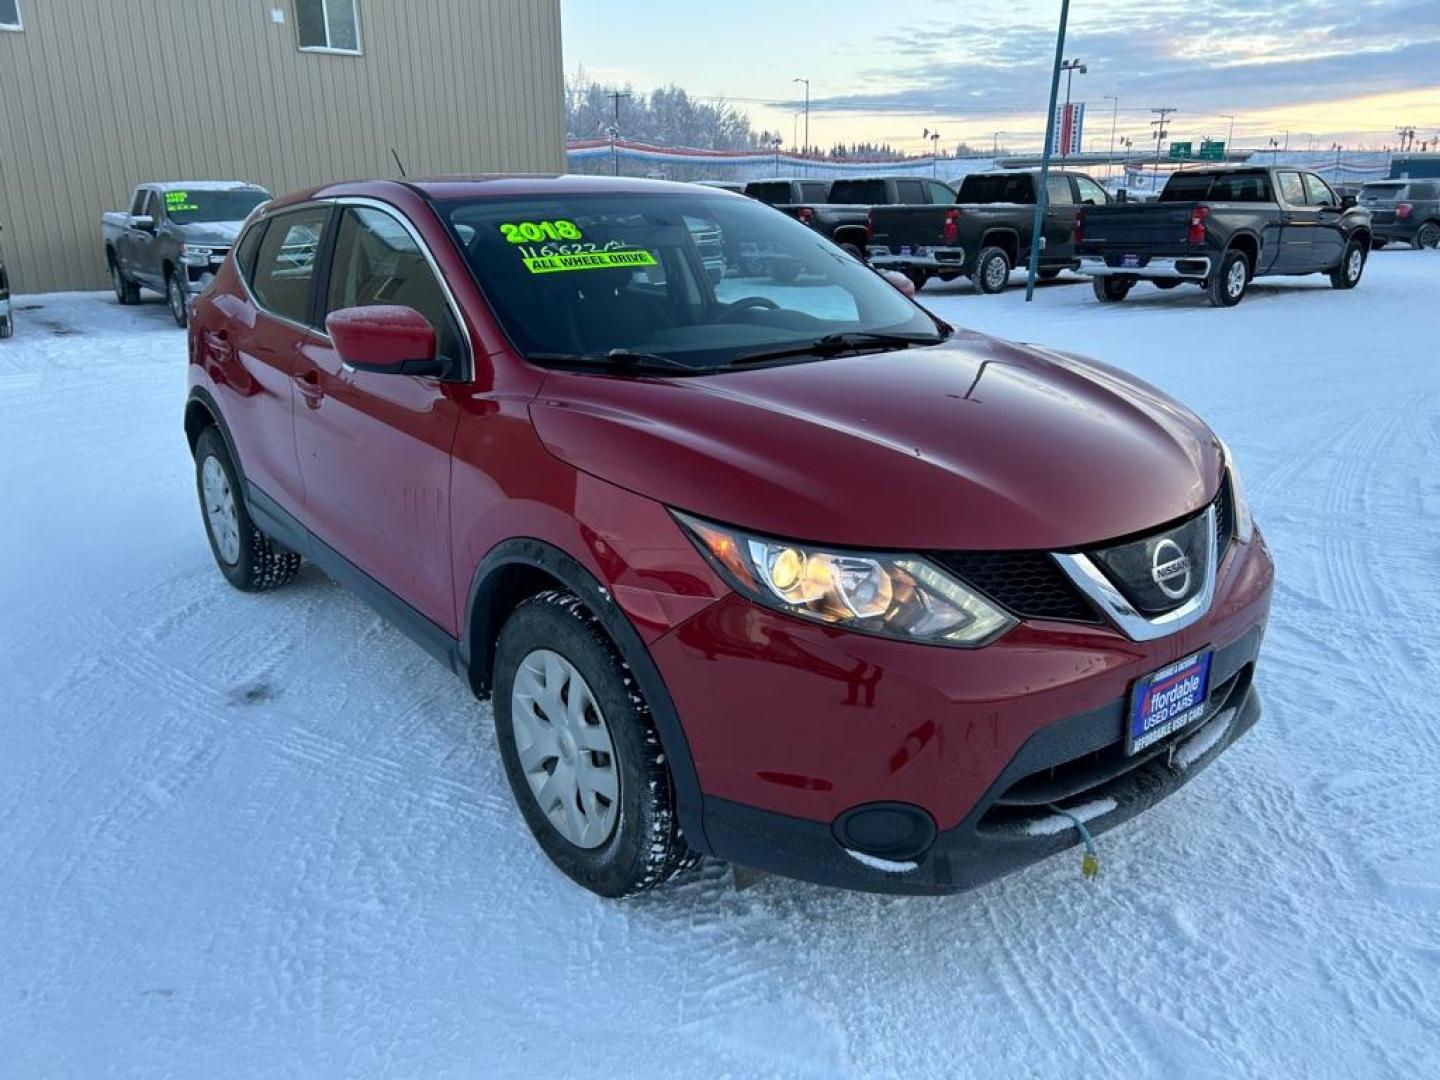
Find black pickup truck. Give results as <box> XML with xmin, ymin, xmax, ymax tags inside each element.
<box><xmin>1076</xmin><ymin>166</ymin><xmax>1373</xmax><ymax>307</ymax></box>
<box><xmin>772</xmin><ymin>175</ymin><xmax>957</xmax><ymax>259</ymax></box>
<box><xmin>867</xmin><ymin>169</ymin><xmax>1110</xmax><ymax>292</ymax></box>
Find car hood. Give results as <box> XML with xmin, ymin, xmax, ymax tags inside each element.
<box><xmin>177</xmin><ymin>222</ymin><xmax>246</xmax><ymax>246</ymax></box>
<box><xmin>529</xmin><ymin>330</ymin><xmax>1222</xmax><ymax>551</ymax></box>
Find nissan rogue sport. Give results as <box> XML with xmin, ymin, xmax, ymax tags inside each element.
<box><xmin>184</xmin><ymin>176</ymin><xmax>1274</xmax><ymax>897</ymax></box>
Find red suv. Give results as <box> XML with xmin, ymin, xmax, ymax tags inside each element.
<box><xmin>186</xmin><ymin>176</ymin><xmax>1274</xmax><ymax>897</ymax></box>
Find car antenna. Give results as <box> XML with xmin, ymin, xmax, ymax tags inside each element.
<box><xmin>390</xmin><ymin>147</ymin><xmax>408</xmax><ymax>178</ymax></box>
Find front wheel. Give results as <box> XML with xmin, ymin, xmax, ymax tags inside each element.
<box><xmin>1092</xmin><ymin>275</ymin><xmax>1132</xmax><ymax>303</ymax></box>
<box><xmin>493</xmin><ymin>592</ymin><xmax>698</xmax><ymax>898</ymax></box>
<box><xmin>1206</xmin><ymin>249</ymin><xmax>1250</xmax><ymax>307</ymax></box>
<box><xmin>194</xmin><ymin>426</ymin><xmax>301</xmax><ymax>592</ymax></box>
<box><xmin>167</xmin><ymin>272</ymin><xmax>189</xmax><ymax>328</ymax></box>
<box><xmin>1329</xmin><ymin>241</ymin><xmax>1366</xmax><ymax>289</ymax></box>
<box><xmin>1416</xmin><ymin>222</ymin><xmax>1440</xmax><ymax>250</ymax></box>
<box><xmin>972</xmin><ymin>246</ymin><xmax>1011</xmax><ymax>294</ymax></box>
<box><xmin>0</xmin><ymin>314</ymin><xmax>12</xmax><ymax>340</ymax></box>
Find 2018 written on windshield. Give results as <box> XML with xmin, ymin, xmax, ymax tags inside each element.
<box><xmin>500</xmin><ymin>219</ymin><xmax>657</xmax><ymax>275</ymax></box>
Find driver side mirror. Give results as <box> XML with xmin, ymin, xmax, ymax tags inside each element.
<box><xmin>130</xmin><ymin>214</ymin><xmax>155</xmax><ymax>232</ymax></box>
<box><xmin>880</xmin><ymin>269</ymin><xmax>917</xmax><ymax>299</ymax></box>
<box><xmin>326</xmin><ymin>305</ymin><xmax>443</xmax><ymax>377</ymax></box>
<box><xmin>1341</xmin><ymin>194</ymin><xmax>1358</xmax><ymax>209</ymax></box>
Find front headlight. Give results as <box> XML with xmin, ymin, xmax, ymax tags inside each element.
<box><xmin>674</xmin><ymin>511</ymin><xmax>1016</xmax><ymax>647</ymax></box>
<box><xmin>180</xmin><ymin>244</ymin><xmax>215</xmax><ymax>265</ymax></box>
<box><xmin>1219</xmin><ymin>439</ymin><xmax>1254</xmax><ymax>542</ymax></box>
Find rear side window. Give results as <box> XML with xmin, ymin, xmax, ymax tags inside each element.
<box><xmin>250</xmin><ymin>206</ymin><xmax>330</xmax><ymax>326</ymax></box>
<box><xmin>1409</xmin><ymin>182</ymin><xmax>1438</xmax><ymax>200</ymax></box>
<box><xmin>893</xmin><ymin>179</ymin><xmax>926</xmax><ymax>203</ymax></box>
<box><xmin>1207</xmin><ymin>172</ymin><xmax>1271</xmax><ymax>202</ymax></box>
<box><xmin>324</xmin><ymin>206</ymin><xmax>465</xmax><ymax>367</ymax></box>
<box><xmin>745</xmin><ymin>182</ymin><xmax>790</xmax><ymax>206</ymax></box>
<box><xmin>1160</xmin><ymin>172</ymin><xmax>1215</xmax><ymax>201</ymax></box>
<box><xmin>1045</xmin><ymin>176</ymin><xmax>1073</xmax><ymax>205</ymax></box>
<box><xmin>800</xmin><ymin>181</ymin><xmax>832</xmax><ymax>202</ymax></box>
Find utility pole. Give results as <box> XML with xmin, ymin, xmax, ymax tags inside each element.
<box><xmin>607</xmin><ymin>90</ymin><xmax>631</xmax><ymax>176</ymax></box>
<box><xmin>1150</xmin><ymin>106</ymin><xmax>1177</xmax><ymax>190</ymax></box>
<box><xmin>1025</xmin><ymin>0</ymin><xmax>1072</xmax><ymax>302</ymax></box>
<box><xmin>1103</xmin><ymin>94</ymin><xmax>1118</xmax><ymax>162</ymax></box>
<box><xmin>793</xmin><ymin>78</ymin><xmax>810</xmax><ymax>156</ymax></box>
<box><xmin>770</xmin><ymin>137</ymin><xmax>783</xmax><ymax>177</ymax></box>
<box><xmin>1222</xmin><ymin>113</ymin><xmax>1236</xmax><ymax>157</ymax></box>
<box><xmin>1059</xmin><ymin>58</ymin><xmax>1087</xmax><ymax>158</ymax></box>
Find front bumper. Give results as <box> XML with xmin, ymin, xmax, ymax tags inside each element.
<box><xmin>653</xmin><ymin>527</ymin><xmax>1273</xmax><ymax>894</ymax></box>
<box><xmin>869</xmin><ymin>245</ymin><xmax>968</xmax><ymax>273</ymax></box>
<box><xmin>1079</xmin><ymin>254</ymin><xmax>1212</xmax><ymax>279</ymax></box>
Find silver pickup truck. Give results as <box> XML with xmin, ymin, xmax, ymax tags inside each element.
<box><xmin>102</xmin><ymin>182</ymin><xmax>270</xmax><ymax>327</ymax></box>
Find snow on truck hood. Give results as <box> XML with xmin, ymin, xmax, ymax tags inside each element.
<box><xmin>529</xmin><ymin>330</ymin><xmax>1224</xmax><ymax>552</ymax></box>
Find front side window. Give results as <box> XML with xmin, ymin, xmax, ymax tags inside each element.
<box><xmin>250</xmin><ymin>207</ymin><xmax>330</xmax><ymax>326</ymax></box>
<box><xmin>161</xmin><ymin>188</ymin><xmax>270</xmax><ymax>226</ymax></box>
<box><xmin>325</xmin><ymin>206</ymin><xmax>464</xmax><ymax>367</ymax></box>
<box><xmin>0</xmin><ymin>1</ymin><xmax>21</xmax><ymax>31</ymax></box>
<box><xmin>1074</xmin><ymin>176</ymin><xmax>1108</xmax><ymax>206</ymax></box>
<box><xmin>439</xmin><ymin>191</ymin><xmax>940</xmax><ymax>374</ymax></box>
<box><xmin>1276</xmin><ymin>171</ymin><xmax>1306</xmax><ymax>205</ymax></box>
<box><xmin>296</xmin><ymin>0</ymin><xmax>361</xmax><ymax>53</ymax></box>
<box><xmin>927</xmin><ymin>181</ymin><xmax>956</xmax><ymax>204</ymax></box>
<box><xmin>144</xmin><ymin>191</ymin><xmax>164</xmax><ymax>221</ymax></box>
<box><xmin>1302</xmin><ymin>173</ymin><xmax>1336</xmax><ymax>207</ymax></box>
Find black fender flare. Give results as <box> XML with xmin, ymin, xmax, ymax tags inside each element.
<box><xmin>462</xmin><ymin>537</ymin><xmax>711</xmax><ymax>853</ymax></box>
<box><xmin>184</xmin><ymin>386</ymin><xmax>245</xmax><ymax>481</ymax></box>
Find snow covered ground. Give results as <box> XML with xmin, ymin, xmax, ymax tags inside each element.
<box><xmin>2</xmin><ymin>253</ymin><xmax>1438</xmax><ymax>1078</ymax></box>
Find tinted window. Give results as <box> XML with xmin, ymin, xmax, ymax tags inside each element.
<box><xmin>1207</xmin><ymin>172</ymin><xmax>1271</xmax><ymax>202</ymax></box>
<box><xmin>927</xmin><ymin>181</ymin><xmax>956</xmax><ymax>204</ymax></box>
<box><xmin>440</xmin><ymin>191</ymin><xmax>939</xmax><ymax>372</ymax></box>
<box><xmin>1160</xmin><ymin>173</ymin><xmax>1215</xmax><ymax>201</ymax></box>
<box><xmin>1045</xmin><ymin>176</ymin><xmax>1073</xmax><ymax>205</ymax></box>
<box><xmin>325</xmin><ymin>206</ymin><xmax>464</xmax><ymax>366</ymax></box>
<box><xmin>144</xmin><ymin>192</ymin><xmax>164</xmax><ymax>220</ymax></box>
<box><xmin>894</xmin><ymin>179</ymin><xmax>926</xmax><ymax>203</ymax></box>
<box><xmin>801</xmin><ymin>181</ymin><xmax>832</xmax><ymax>202</ymax></box>
<box><xmin>1303</xmin><ymin>174</ymin><xmax>1336</xmax><ymax>206</ymax></box>
<box><xmin>828</xmin><ymin>179</ymin><xmax>886</xmax><ymax>204</ymax></box>
<box><xmin>129</xmin><ymin>189</ymin><xmax>148</xmax><ymax>216</ymax></box>
<box><xmin>745</xmin><ymin>182</ymin><xmax>791</xmax><ymax>206</ymax></box>
<box><xmin>956</xmin><ymin>174</ymin><xmax>1033</xmax><ymax>203</ymax></box>
<box><xmin>1074</xmin><ymin>176</ymin><xmax>1108</xmax><ymax>205</ymax></box>
<box><xmin>1276</xmin><ymin>171</ymin><xmax>1306</xmax><ymax>205</ymax></box>
<box><xmin>1411</xmin><ymin>182</ymin><xmax>1439</xmax><ymax>200</ymax></box>
<box><xmin>234</xmin><ymin>220</ymin><xmax>267</xmax><ymax>282</ymax></box>
<box><xmin>251</xmin><ymin>207</ymin><xmax>330</xmax><ymax>325</ymax></box>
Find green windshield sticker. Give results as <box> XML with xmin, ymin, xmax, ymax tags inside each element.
<box><xmin>523</xmin><ymin>249</ymin><xmax>658</xmax><ymax>275</ymax></box>
<box><xmin>164</xmin><ymin>191</ymin><xmax>198</xmax><ymax>213</ymax></box>
<box><xmin>500</xmin><ymin>219</ymin><xmax>583</xmax><ymax>244</ymax></box>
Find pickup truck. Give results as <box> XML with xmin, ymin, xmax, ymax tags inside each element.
<box><xmin>772</xmin><ymin>175</ymin><xmax>957</xmax><ymax>260</ymax></box>
<box><xmin>743</xmin><ymin>178</ymin><xmax>833</xmax><ymax>207</ymax></box>
<box><xmin>1075</xmin><ymin>166</ymin><xmax>1373</xmax><ymax>306</ymax></box>
<box><xmin>103</xmin><ymin>182</ymin><xmax>271</xmax><ymax>327</ymax></box>
<box><xmin>868</xmin><ymin>169</ymin><xmax>1110</xmax><ymax>292</ymax></box>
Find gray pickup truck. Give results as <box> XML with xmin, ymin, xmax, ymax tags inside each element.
<box><xmin>102</xmin><ymin>182</ymin><xmax>270</xmax><ymax>326</ymax></box>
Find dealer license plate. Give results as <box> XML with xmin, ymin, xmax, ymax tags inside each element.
<box><xmin>1126</xmin><ymin>649</ymin><xmax>1213</xmax><ymax>755</ymax></box>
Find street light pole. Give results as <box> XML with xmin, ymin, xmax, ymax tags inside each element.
<box><xmin>1222</xmin><ymin>113</ymin><xmax>1236</xmax><ymax>156</ymax></box>
<box><xmin>607</xmin><ymin>90</ymin><xmax>631</xmax><ymax>176</ymax></box>
<box><xmin>793</xmin><ymin>78</ymin><xmax>810</xmax><ymax>156</ymax></box>
<box><xmin>1103</xmin><ymin>94</ymin><xmax>1118</xmax><ymax>162</ymax></box>
<box><xmin>1026</xmin><ymin>0</ymin><xmax>1072</xmax><ymax>302</ymax></box>
<box><xmin>1059</xmin><ymin>58</ymin><xmax>1087</xmax><ymax>158</ymax></box>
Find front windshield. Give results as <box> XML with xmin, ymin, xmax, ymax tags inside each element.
<box><xmin>439</xmin><ymin>190</ymin><xmax>940</xmax><ymax>372</ymax></box>
<box><xmin>165</xmin><ymin>189</ymin><xmax>270</xmax><ymax>225</ymax></box>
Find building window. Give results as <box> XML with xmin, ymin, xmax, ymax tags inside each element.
<box><xmin>0</xmin><ymin>0</ymin><xmax>23</xmax><ymax>32</ymax></box>
<box><xmin>295</xmin><ymin>0</ymin><xmax>360</xmax><ymax>54</ymax></box>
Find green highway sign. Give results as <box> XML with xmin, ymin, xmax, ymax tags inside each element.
<box><xmin>1199</xmin><ymin>141</ymin><xmax>1226</xmax><ymax>161</ymax></box>
<box><xmin>1169</xmin><ymin>141</ymin><xmax>1193</xmax><ymax>160</ymax></box>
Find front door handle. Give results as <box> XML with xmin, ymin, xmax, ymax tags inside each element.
<box><xmin>294</xmin><ymin>369</ymin><xmax>324</xmax><ymax>408</ymax></box>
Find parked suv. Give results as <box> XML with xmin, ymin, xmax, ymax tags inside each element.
<box><xmin>1360</xmin><ymin>179</ymin><xmax>1440</xmax><ymax>250</ymax></box>
<box><xmin>186</xmin><ymin>176</ymin><xmax>1274</xmax><ymax>897</ymax></box>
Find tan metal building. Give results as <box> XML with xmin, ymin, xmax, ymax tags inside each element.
<box><xmin>0</xmin><ymin>0</ymin><xmax>565</xmax><ymax>292</ymax></box>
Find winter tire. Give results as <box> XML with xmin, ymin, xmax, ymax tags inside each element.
<box><xmin>1092</xmin><ymin>275</ymin><xmax>1132</xmax><ymax>303</ymax></box>
<box><xmin>1207</xmin><ymin>249</ymin><xmax>1249</xmax><ymax>307</ymax></box>
<box><xmin>493</xmin><ymin>591</ymin><xmax>698</xmax><ymax>898</ymax></box>
<box><xmin>1329</xmin><ymin>241</ymin><xmax>1365</xmax><ymax>290</ymax></box>
<box><xmin>1416</xmin><ymin>222</ymin><xmax>1440</xmax><ymax>250</ymax></box>
<box><xmin>973</xmin><ymin>246</ymin><xmax>1011</xmax><ymax>294</ymax></box>
<box><xmin>168</xmin><ymin>272</ymin><xmax>189</xmax><ymax>328</ymax></box>
<box><xmin>0</xmin><ymin>315</ymin><xmax>12</xmax><ymax>340</ymax></box>
<box><xmin>112</xmin><ymin>262</ymin><xmax>140</xmax><ymax>305</ymax></box>
<box><xmin>194</xmin><ymin>426</ymin><xmax>301</xmax><ymax>592</ymax></box>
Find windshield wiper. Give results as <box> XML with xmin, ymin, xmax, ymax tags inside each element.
<box><xmin>731</xmin><ymin>331</ymin><xmax>944</xmax><ymax>367</ymax></box>
<box><xmin>526</xmin><ymin>349</ymin><xmax>696</xmax><ymax>374</ymax></box>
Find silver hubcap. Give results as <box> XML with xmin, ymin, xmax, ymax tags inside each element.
<box><xmin>1347</xmin><ymin>249</ymin><xmax>1362</xmax><ymax>280</ymax></box>
<box><xmin>510</xmin><ymin>649</ymin><xmax>619</xmax><ymax>849</ymax></box>
<box><xmin>985</xmin><ymin>257</ymin><xmax>1007</xmax><ymax>290</ymax></box>
<box><xmin>201</xmin><ymin>455</ymin><xmax>241</xmax><ymax>564</ymax></box>
<box><xmin>1227</xmin><ymin>260</ymin><xmax>1246</xmax><ymax>297</ymax></box>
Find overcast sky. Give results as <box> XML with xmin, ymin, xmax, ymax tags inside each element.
<box><xmin>562</xmin><ymin>0</ymin><xmax>1440</xmax><ymax>152</ymax></box>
